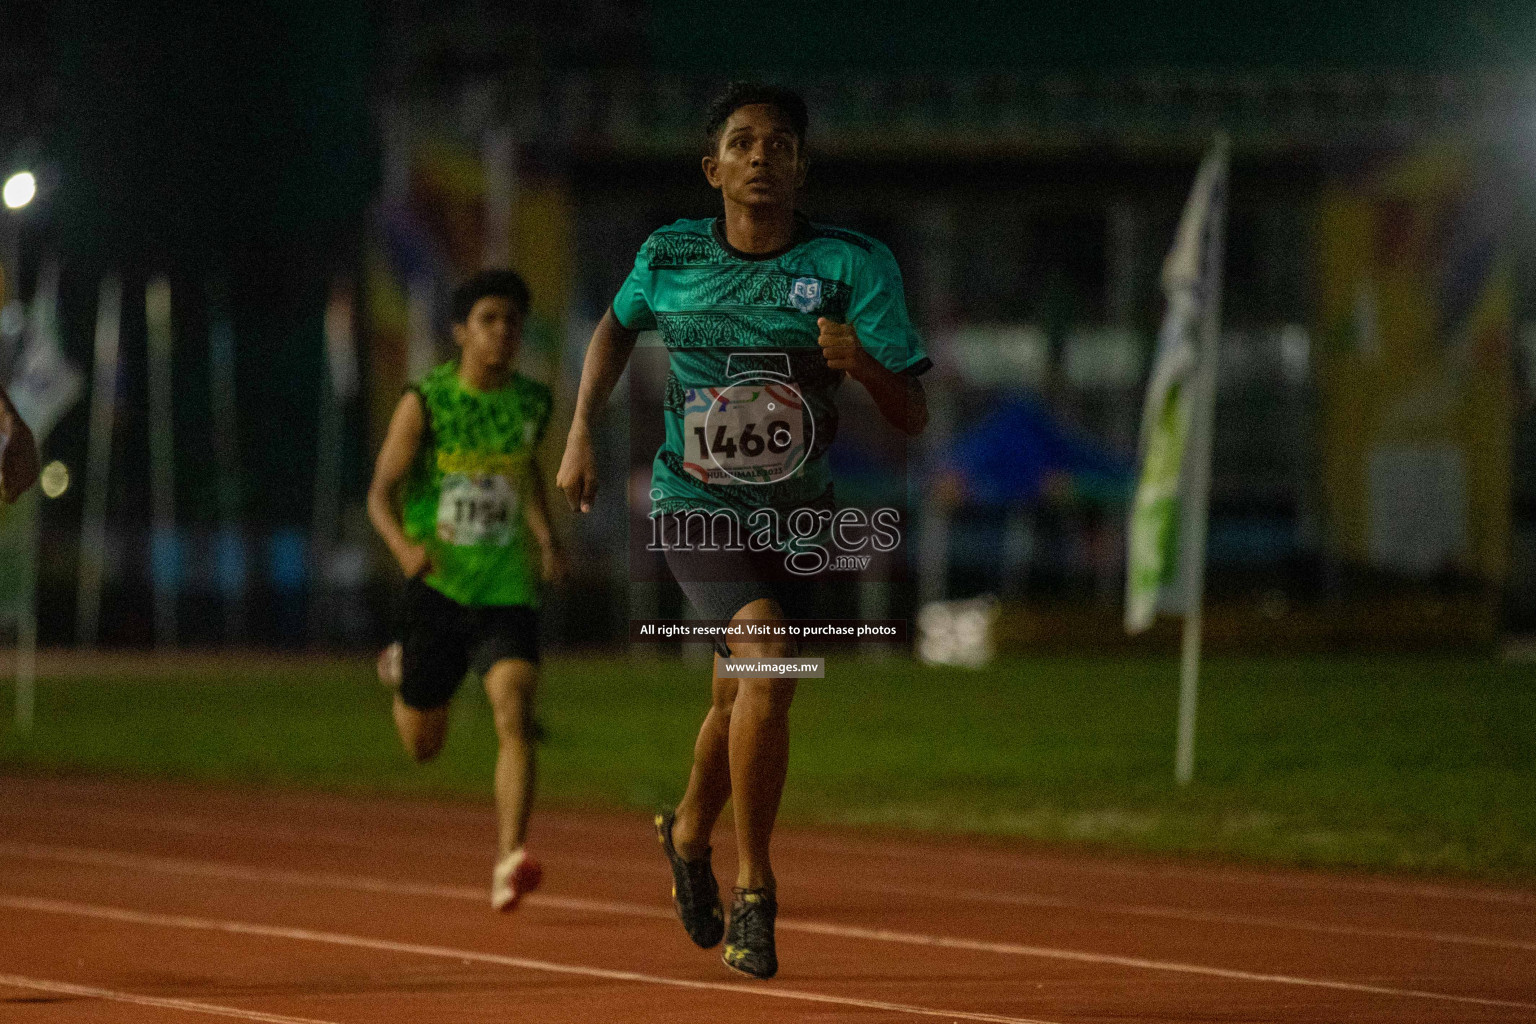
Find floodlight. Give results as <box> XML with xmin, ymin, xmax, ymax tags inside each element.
<box><xmin>40</xmin><ymin>461</ymin><xmax>69</xmax><ymax>498</ymax></box>
<box><xmin>3</xmin><ymin>171</ymin><xmax>36</xmax><ymax>209</ymax></box>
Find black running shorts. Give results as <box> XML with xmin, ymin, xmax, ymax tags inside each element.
<box><xmin>661</xmin><ymin>514</ymin><xmax>849</xmax><ymax>658</ymax></box>
<box><xmin>398</xmin><ymin>577</ymin><xmax>540</xmax><ymax>710</ymax></box>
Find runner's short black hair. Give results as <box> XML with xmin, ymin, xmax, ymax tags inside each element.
<box><xmin>704</xmin><ymin>82</ymin><xmax>808</xmax><ymax>153</ymax></box>
<box><xmin>451</xmin><ymin>269</ymin><xmax>530</xmax><ymax>323</ymax></box>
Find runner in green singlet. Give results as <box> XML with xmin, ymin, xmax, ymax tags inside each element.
<box><xmin>368</xmin><ymin>269</ymin><xmax>564</xmax><ymax>913</ymax></box>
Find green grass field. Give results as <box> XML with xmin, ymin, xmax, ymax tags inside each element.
<box><xmin>3</xmin><ymin>654</ymin><xmax>1534</xmax><ymax>882</ymax></box>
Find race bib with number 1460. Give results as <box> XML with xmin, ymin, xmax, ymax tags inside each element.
<box><xmin>681</xmin><ymin>382</ymin><xmax>807</xmax><ymax>486</ymax></box>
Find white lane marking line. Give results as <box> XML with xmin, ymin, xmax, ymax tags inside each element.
<box><xmin>789</xmin><ymin>834</ymin><xmax>1536</xmax><ymax>907</ymax></box>
<box><xmin>0</xmin><ymin>842</ymin><xmax>669</xmax><ymax>920</ymax></box>
<box><xmin>781</xmin><ymin>918</ymin><xmax>1536</xmax><ymax>1011</ymax></box>
<box><xmin>4</xmin><ymin>843</ymin><xmax>1534</xmax><ymax>1011</ymax></box>
<box><xmin>0</xmin><ymin>805</ymin><xmax>659</xmax><ymax>876</ymax></box>
<box><xmin>157</xmin><ymin>803</ymin><xmax>1536</xmax><ymax>908</ymax></box>
<box><xmin>0</xmin><ymin>895</ymin><xmax>1057</xmax><ymax>1024</ymax></box>
<box><xmin>6</xmin><ymin>840</ymin><xmax>1533</xmax><ymax>956</ymax></box>
<box><xmin>0</xmin><ymin>973</ymin><xmax>340</xmax><ymax>1024</ymax></box>
<box><xmin>854</xmin><ymin>881</ymin><xmax>1536</xmax><ymax>954</ymax></box>
<box><xmin>11</xmin><ymin>797</ymin><xmax>1536</xmax><ymax>908</ymax></box>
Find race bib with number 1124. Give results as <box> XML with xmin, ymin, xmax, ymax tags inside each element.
<box><xmin>437</xmin><ymin>473</ymin><xmax>517</xmax><ymax>546</ymax></box>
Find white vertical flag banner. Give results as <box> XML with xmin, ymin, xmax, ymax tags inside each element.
<box><xmin>8</xmin><ymin>260</ymin><xmax>83</xmax><ymax>732</ymax></box>
<box><xmin>1124</xmin><ymin>136</ymin><xmax>1229</xmax><ymax>784</ymax></box>
<box><xmin>10</xmin><ymin>262</ymin><xmax>84</xmax><ymax>441</ymax></box>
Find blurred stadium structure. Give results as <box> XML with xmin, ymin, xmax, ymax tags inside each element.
<box><xmin>1</xmin><ymin>1</ymin><xmax>1535</xmax><ymax>653</ymax></box>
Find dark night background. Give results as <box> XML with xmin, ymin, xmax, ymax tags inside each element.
<box><xmin>2</xmin><ymin>1</ymin><xmax>1535</xmax><ymax>646</ymax></box>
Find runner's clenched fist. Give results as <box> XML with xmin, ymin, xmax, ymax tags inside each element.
<box><xmin>816</xmin><ymin>317</ymin><xmax>875</xmax><ymax>378</ymax></box>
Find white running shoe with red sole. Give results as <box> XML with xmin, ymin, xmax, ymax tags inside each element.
<box><xmin>491</xmin><ymin>848</ymin><xmax>543</xmax><ymax>912</ymax></box>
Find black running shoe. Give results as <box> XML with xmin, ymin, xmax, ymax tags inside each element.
<box><xmin>654</xmin><ymin>809</ymin><xmax>724</xmax><ymax>948</ymax></box>
<box><xmin>722</xmin><ymin>887</ymin><xmax>777</xmax><ymax>979</ymax></box>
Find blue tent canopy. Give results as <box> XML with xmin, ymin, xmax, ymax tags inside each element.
<box><xmin>942</xmin><ymin>395</ymin><xmax>1133</xmax><ymax>507</ymax></box>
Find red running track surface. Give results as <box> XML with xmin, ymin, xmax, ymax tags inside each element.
<box><xmin>1</xmin><ymin>775</ymin><xmax>1533</xmax><ymax>1023</ymax></box>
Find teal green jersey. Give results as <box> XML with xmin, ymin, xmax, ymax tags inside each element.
<box><xmin>612</xmin><ymin>216</ymin><xmax>929</xmax><ymax>515</ymax></box>
<box><xmin>401</xmin><ymin>362</ymin><xmax>553</xmax><ymax>608</ymax></box>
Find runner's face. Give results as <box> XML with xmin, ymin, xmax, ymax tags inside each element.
<box><xmin>703</xmin><ymin>104</ymin><xmax>804</xmax><ymax>211</ymax></box>
<box><xmin>455</xmin><ymin>295</ymin><xmax>523</xmax><ymax>370</ymax></box>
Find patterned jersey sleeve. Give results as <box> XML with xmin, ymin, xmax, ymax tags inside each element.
<box><xmin>846</xmin><ymin>241</ymin><xmax>931</xmax><ymax>376</ymax></box>
<box><xmin>611</xmin><ymin>237</ymin><xmax>658</xmax><ymax>331</ymax></box>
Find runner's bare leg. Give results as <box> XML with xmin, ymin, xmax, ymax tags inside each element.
<box><xmin>392</xmin><ymin>697</ymin><xmax>449</xmax><ymax>763</ymax></box>
<box><xmin>725</xmin><ymin>596</ymin><xmax>797</xmax><ymax>891</ymax></box>
<box><xmin>484</xmin><ymin>658</ymin><xmax>539</xmax><ymax>858</ymax></box>
<box><xmin>671</xmin><ymin>656</ymin><xmax>739</xmax><ymax>860</ymax></box>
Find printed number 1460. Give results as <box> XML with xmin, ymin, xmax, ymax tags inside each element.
<box><xmin>692</xmin><ymin>419</ymin><xmax>793</xmax><ymax>461</ymax></box>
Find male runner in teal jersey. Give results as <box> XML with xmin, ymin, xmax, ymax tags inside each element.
<box><xmin>369</xmin><ymin>269</ymin><xmax>564</xmax><ymax>913</ymax></box>
<box><xmin>557</xmin><ymin>83</ymin><xmax>929</xmax><ymax>978</ymax></box>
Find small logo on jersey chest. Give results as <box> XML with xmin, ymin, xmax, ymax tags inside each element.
<box><xmin>789</xmin><ymin>277</ymin><xmax>823</xmax><ymax>314</ymax></box>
